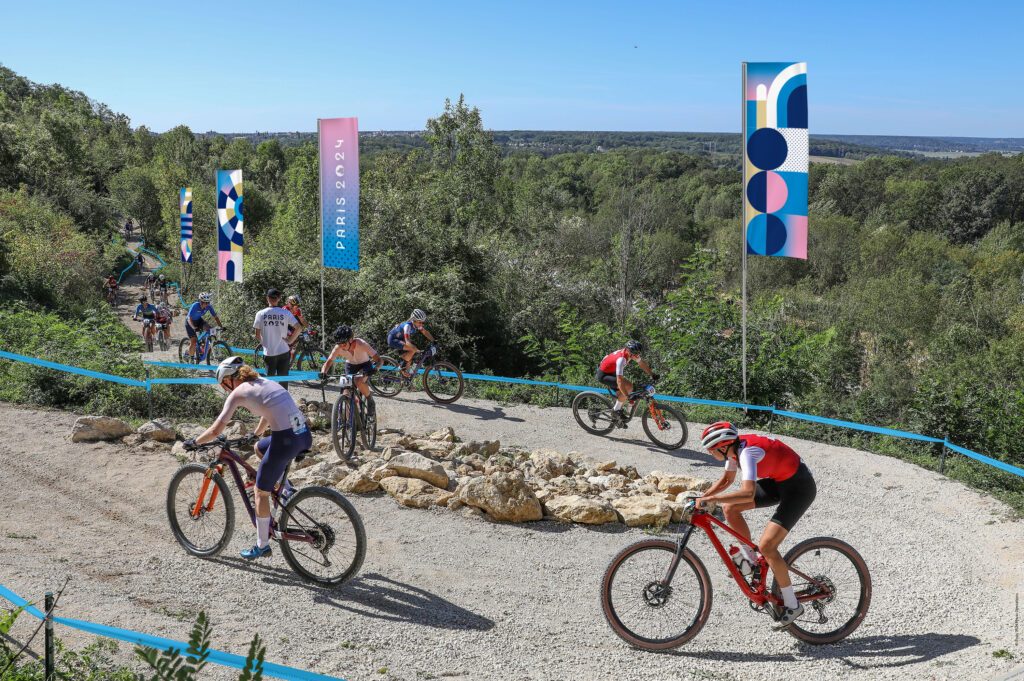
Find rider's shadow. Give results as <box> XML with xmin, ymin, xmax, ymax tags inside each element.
<box><xmin>413</xmin><ymin>396</ymin><xmax>526</xmax><ymax>423</ymax></box>
<box><xmin>669</xmin><ymin>633</ymin><xmax>980</xmax><ymax>668</ymax></box>
<box><xmin>211</xmin><ymin>558</ymin><xmax>494</xmax><ymax>632</ymax></box>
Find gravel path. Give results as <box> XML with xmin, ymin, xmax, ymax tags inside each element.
<box><xmin>3</xmin><ymin>249</ymin><xmax>1018</xmax><ymax>679</ymax></box>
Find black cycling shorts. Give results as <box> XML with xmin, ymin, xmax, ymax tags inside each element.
<box><xmin>595</xmin><ymin>369</ymin><xmax>619</xmax><ymax>390</ymax></box>
<box><xmin>753</xmin><ymin>463</ymin><xmax>816</xmax><ymax>531</ymax></box>
<box><xmin>346</xmin><ymin>360</ymin><xmax>376</xmax><ymax>376</ymax></box>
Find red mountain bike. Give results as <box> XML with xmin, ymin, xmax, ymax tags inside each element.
<box><xmin>600</xmin><ymin>503</ymin><xmax>871</xmax><ymax>648</ymax></box>
<box><xmin>166</xmin><ymin>436</ymin><xmax>366</xmax><ymax>586</ymax></box>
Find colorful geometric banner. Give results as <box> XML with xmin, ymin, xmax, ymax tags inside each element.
<box><xmin>318</xmin><ymin>117</ymin><xmax>360</xmax><ymax>270</ymax></box>
<box><xmin>743</xmin><ymin>62</ymin><xmax>808</xmax><ymax>259</ymax></box>
<box><xmin>179</xmin><ymin>187</ymin><xmax>192</xmax><ymax>263</ymax></box>
<box><xmin>216</xmin><ymin>170</ymin><xmax>243</xmax><ymax>281</ymax></box>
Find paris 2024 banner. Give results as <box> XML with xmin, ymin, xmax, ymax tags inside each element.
<box><xmin>216</xmin><ymin>170</ymin><xmax>244</xmax><ymax>281</ymax></box>
<box><xmin>319</xmin><ymin>117</ymin><xmax>360</xmax><ymax>270</ymax></box>
<box><xmin>743</xmin><ymin>62</ymin><xmax>808</xmax><ymax>259</ymax></box>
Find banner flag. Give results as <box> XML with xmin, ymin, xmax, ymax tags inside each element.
<box><xmin>318</xmin><ymin>117</ymin><xmax>360</xmax><ymax>270</ymax></box>
<box><xmin>216</xmin><ymin>170</ymin><xmax>244</xmax><ymax>281</ymax></box>
<box><xmin>179</xmin><ymin>187</ymin><xmax>193</xmax><ymax>263</ymax></box>
<box><xmin>743</xmin><ymin>62</ymin><xmax>808</xmax><ymax>259</ymax></box>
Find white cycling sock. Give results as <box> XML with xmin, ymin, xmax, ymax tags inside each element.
<box><xmin>612</xmin><ymin>402</ymin><xmax>623</xmax><ymax>412</ymax></box>
<box><xmin>256</xmin><ymin>515</ymin><xmax>271</xmax><ymax>549</ymax></box>
<box><xmin>780</xmin><ymin>585</ymin><xmax>798</xmax><ymax>610</ymax></box>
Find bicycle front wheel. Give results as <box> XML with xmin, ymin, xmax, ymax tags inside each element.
<box><xmin>359</xmin><ymin>395</ymin><xmax>377</xmax><ymax>450</ymax></box>
<box><xmin>331</xmin><ymin>392</ymin><xmax>356</xmax><ymax>461</ymax></box>
<box><xmin>295</xmin><ymin>349</ymin><xmax>327</xmax><ymax>387</ymax></box>
<box><xmin>177</xmin><ymin>338</ymin><xmax>194</xmax><ymax>364</ymax></box>
<box><xmin>601</xmin><ymin>539</ymin><xmax>713</xmax><ymax>650</ymax></box>
<box><xmin>572</xmin><ymin>391</ymin><xmax>616</xmax><ymax>435</ymax></box>
<box><xmin>772</xmin><ymin>537</ymin><xmax>872</xmax><ymax>644</ymax></box>
<box><xmin>369</xmin><ymin>355</ymin><xmax>404</xmax><ymax>398</ymax></box>
<box><xmin>207</xmin><ymin>340</ymin><xmax>233</xmax><ymax>365</ymax></box>
<box><xmin>422</xmin><ymin>361</ymin><xmax>464</xmax><ymax>404</ymax></box>
<box><xmin>642</xmin><ymin>403</ymin><xmax>689</xmax><ymax>450</ymax></box>
<box><xmin>278</xmin><ymin>486</ymin><xmax>366</xmax><ymax>586</ymax></box>
<box><xmin>166</xmin><ymin>464</ymin><xmax>235</xmax><ymax>557</ymax></box>
<box><xmin>157</xmin><ymin>329</ymin><xmax>168</xmax><ymax>352</ymax></box>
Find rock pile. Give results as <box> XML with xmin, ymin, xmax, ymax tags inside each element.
<box><xmin>289</xmin><ymin>426</ymin><xmax>710</xmax><ymax>527</ymax></box>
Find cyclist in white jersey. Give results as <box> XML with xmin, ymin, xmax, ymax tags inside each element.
<box><xmin>320</xmin><ymin>325</ymin><xmax>381</xmax><ymax>403</ymax></box>
<box><xmin>184</xmin><ymin>357</ymin><xmax>312</xmax><ymax>560</ymax></box>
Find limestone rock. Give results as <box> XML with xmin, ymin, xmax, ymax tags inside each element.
<box><xmin>652</xmin><ymin>471</ymin><xmax>710</xmax><ymax>495</ymax></box>
<box><xmin>544</xmin><ymin>495</ymin><xmax>618</xmax><ymax>525</ymax></box>
<box><xmin>379</xmin><ymin>477</ymin><xmax>452</xmax><ymax>508</ymax></box>
<box><xmin>381</xmin><ymin>452</ymin><xmax>449</xmax><ymax>488</ymax></box>
<box><xmin>531</xmin><ymin>450</ymin><xmax>576</xmax><ymax>480</ymax></box>
<box><xmin>176</xmin><ymin>423</ymin><xmax>205</xmax><ymax>440</ymax></box>
<box><xmin>467</xmin><ymin>440</ymin><xmax>500</xmax><ymax>457</ymax></box>
<box><xmin>457</xmin><ymin>472</ymin><xmax>542</xmax><ymax>522</ymax></box>
<box><xmin>596</xmin><ymin>460</ymin><xmax>617</xmax><ymax>472</ymax></box>
<box><xmin>612</xmin><ymin>497</ymin><xmax>672</xmax><ymax>527</ymax></box>
<box><xmin>427</xmin><ymin>426</ymin><xmax>456</xmax><ymax>442</ymax></box>
<box><xmin>138</xmin><ymin>418</ymin><xmax>176</xmax><ymax>442</ymax></box>
<box><xmin>338</xmin><ymin>471</ymin><xmax>380</xmax><ymax>494</ymax></box>
<box><xmin>72</xmin><ymin>416</ymin><xmax>132</xmax><ymax>442</ymax></box>
<box><xmin>122</xmin><ymin>433</ymin><xmax>146</xmax><ymax>447</ymax></box>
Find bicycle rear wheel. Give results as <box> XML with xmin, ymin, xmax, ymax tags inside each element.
<box><xmin>278</xmin><ymin>486</ymin><xmax>366</xmax><ymax>586</ymax></box>
<box><xmin>642</xmin><ymin>403</ymin><xmax>689</xmax><ymax>450</ymax></box>
<box><xmin>572</xmin><ymin>391</ymin><xmax>616</xmax><ymax>435</ymax></box>
<box><xmin>145</xmin><ymin>334</ymin><xmax>154</xmax><ymax>353</ymax></box>
<box><xmin>369</xmin><ymin>355</ymin><xmax>404</xmax><ymax>397</ymax></box>
<box><xmin>331</xmin><ymin>392</ymin><xmax>356</xmax><ymax>461</ymax></box>
<box><xmin>166</xmin><ymin>464</ymin><xmax>235</xmax><ymax>557</ymax></box>
<box><xmin>772</xmin><ymin>537</ymin><xmax>872</xmax><ymax>644</ymax></box>
<box><xmin>600</xmin><ymin>539</ymin><xmax>713</xmax><ymax>650</ymax></box>
<box><xmin>359</xmin><ymin>395</ymin><xmax>377</xmax><ymax>450</ymax></box>
<box><xmin>422</xmin><ymin>361</ymin><xmax>464</xmax><ymax>403</ymax></box>
<box><xmin>157</xmin><ymin>328</ymin><xmax>169</xmax><ymax>351</ymax></box>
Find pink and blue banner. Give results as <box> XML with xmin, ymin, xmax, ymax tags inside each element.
<box><xmin>216</xmin><ymin>170</ymin><xmax>243</xmax><ymax>281</ymax></box>
<box><xmin>318</xmin><ymin>117</ymin><xmax>359</xmax><ymax>270</ymax></box>
<box><xmin>179</xmin><ymin>187</ymin><xmax>192</xmax><ymax>263</ymax></box>
<box><xmin>743</xmin><ymin>62</ymin><xmax>808</xmax><ymax>259</ymax></box>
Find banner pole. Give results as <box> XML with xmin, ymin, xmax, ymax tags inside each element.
<box><xmin>318</xmin><ymin>119</ymin><xmax>326</xmax><ymax>344</ymax></box>
<box><xmin>741</xmin><ymin>62</ymin><xmax>749</xmax><ymax>405</ymax></box>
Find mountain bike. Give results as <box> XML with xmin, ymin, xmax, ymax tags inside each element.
<box><xmin>571</xmin><ymin>384</ymin><xmax>688</xmax><ymax>450</ymax></box>
<box><xmin>600</xmin><ymin>502</ymin><xmax>871</xmax><ymax>648</ymax></box>
<box><xmin>140</xmin><ymin>319</ymin><xmax>155</xmax><ymax>352</ymax></box>
<box><xmin>253</xmin><ymin>327</ymin><xmax>331</xmax><ymax>387</ymax></box>
<box><xmin>327</xmin><ymin>370</ymin><xmax>377</xmax><ymax>461</ymax></box>
<box><xmin>369</xmin><ymin>344</ymin><xmax>464</xmax><ymax>404</ymax></box>
<box><xmin>155</xmin><ymin>320</ymin><xmax>171</xmax><ymax>351</ymax></box>
<box><xmin>167</xmin><ymin>436</ymin><xmax>366</xmax><ymax>586</ymax></box>
<box><xmin>178</xmin><ymin>326</ymin><xmax>231</xmax><ymax>365</ymax></box>
<box><xmin>104</xmin><ymin>285</ymin><xmax>118</xmax><ymax>307</ymax></box>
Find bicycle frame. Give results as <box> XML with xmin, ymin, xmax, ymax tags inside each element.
<box><xmin>670</xmin><ymin>511</ymin><xmax>832</xmax><ymax>609</ymax></box>
<box><xmin>194</xmin><ymin>328</ymin><xmax>217</xmax><ymax>361</ymax></box>
<box><xmin>190</xmin><ymin>444</ymin><xmax>315</xmax><ymax>545</ymax></box>
<box><xmin>603</xmin><ymin>387</ymin><xmax>656</xmax><ymax>423</ymax></box>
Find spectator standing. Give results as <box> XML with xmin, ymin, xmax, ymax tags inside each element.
<box><xmin>253</xmin><ymin>288</ymin><xmax>301</xmax><ymax>390</ymax></box>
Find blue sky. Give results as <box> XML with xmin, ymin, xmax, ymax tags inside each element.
<box><xmin>2</xmin><ymin>0</ymin><xmax>1022</xmax><ymax>136</ymax></box>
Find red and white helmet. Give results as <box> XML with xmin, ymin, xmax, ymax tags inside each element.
<box><xmin>700</xmin><ymin>421</ymin><xmax>738</xmax><ymax>450</ymax></box>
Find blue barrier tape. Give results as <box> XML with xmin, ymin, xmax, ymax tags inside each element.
<box><xmin>460</xmin><ymin>372</ymin><xmax>557</xmax><ymax>387</ymax></box>
<box><xmin>773</xmin><ymin>410</ymin><xmax>943</xmax><ymax>444</ymax></box>
<box><xmin>143</xmin><ymin>360</ymin><xmax>310</xmax><ymax>378</ymax></box>
<box><xmin>944</xmin><ymin>441</ymin><xmax>1024</xmax><ymax>478</ymax></box>
<box><xmin>0</xmin><ymin>350</ymin><xmax>147</xmax><ymax>388</ymax></box>
<box><xmin>0</xmin><ymin>583</ymin><xmax>347</xmax><ymax>681</ymax></box>
<box><xmin>148</xmin><ymin>373</ymin><xmax>319</xmax><ymax>386</ymax></box>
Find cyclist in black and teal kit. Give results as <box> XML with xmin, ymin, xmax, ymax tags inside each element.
<box><xmin>133</xmin><ymin>295</ymin><xmax>158</xmax><ymax>346</ymax></box>
<box><xmin>185</xmin><ymin>292</ymin><xmax>224</xmax><ymax>360</ymax></box>
<box><xmin>386</xmin><ymin>309</ymin><xmax>435</xmax><ymax>377</ymax></box>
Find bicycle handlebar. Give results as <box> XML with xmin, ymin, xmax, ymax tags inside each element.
<box><xmin>183</xmin><ymin>435</ymin><xmax>255</xmax><ymax>452</ymax></box>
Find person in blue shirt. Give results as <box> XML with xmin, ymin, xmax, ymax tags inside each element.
<box><xmin>386</xmin><ymin>308</ymin><xmax>435</xmax><ymax>377</ymax></box>
<box><xmin>133</xmin><ymin>295</ymin><xmax>158</xmax><ymax>347</ymax></box>
<box><xmin>185</xmin><ymin>292</ymin><xmax>224</xmax><ymax>360</ymax></box>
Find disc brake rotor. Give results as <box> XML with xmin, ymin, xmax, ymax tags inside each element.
<box><xmin>641</xmin><ymin>581</ymin><xmax>672</xmax><ymax>608</ymax></box>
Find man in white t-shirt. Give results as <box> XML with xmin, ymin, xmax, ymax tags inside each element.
<box><xmin>253</xmin><ymin>288</ymin><xmax>302</xmax><ymax>390</ymax></box>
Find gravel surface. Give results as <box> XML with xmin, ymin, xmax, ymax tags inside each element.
<box><xmin>2</xmin><ymin>252</ymin><xmax>1019</xmax><ymax>680</ymax></box>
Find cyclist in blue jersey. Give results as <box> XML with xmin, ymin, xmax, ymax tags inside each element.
<box><xmin>133</xmin><ymin>295</ymin><xmax>158</xmax><ymax>346</ymax></box>
<box><xmin>185</xmin><ymin>292</ymin><xmax>224</xmax><ymax>360</ymax></box>
<box><xmin>386</xmin><ymin>309</ymin><xmax>435</xmax><ymax>377</ymax></box>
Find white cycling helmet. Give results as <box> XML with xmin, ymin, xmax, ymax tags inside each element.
<box><xmin>410</xmin><ymin>308</ymin><xmax>427</xmax><ymax>322</ymax></box>
<box><xmin>216</xmin><ymin>356</ymin><xmax>245</xmax><ymax>383</ymax></box>
<box><xmin>198</xmin><ymin>292</ymin><xmax>212</xmax><ymax>303</ymax></box>
<box><xmin>700</xmin><ymin>421</ymin><xmax>739</xmax><ymax>450</ymax></box>
<box><xmin>287</xmin><ymin>293</ymin><xmax>302</xmax><ymax>305</ymax></box>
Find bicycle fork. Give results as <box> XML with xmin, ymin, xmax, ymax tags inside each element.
<box><xmin>190</xmin><ymin>466</ymin><xmax>223</xmax><ymax>518</ymax></box>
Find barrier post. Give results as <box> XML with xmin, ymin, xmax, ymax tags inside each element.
<box><xmin>939</xmin><ymin>442</ymin><xmax>948</xmax><ymax>474</ymax></box>
<box><xmin>146</xmin><ymin>368</ymin><xmax>153</xmax><ymax>420</ymax></box>
<box><xmin>44</xmin><ymin>591</ymin><xmax>54</xmax><ymax>680</ymax></box>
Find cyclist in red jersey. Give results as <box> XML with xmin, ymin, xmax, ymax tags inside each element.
<box><xmin>696</xmin><ymin>421</ymin><xmax>817</xmax><ymax>629</ymax></box>
<box><xmin>595</xmin><ymin>340</ymin><xmax>658</xmax><ymax>427</ymax></box>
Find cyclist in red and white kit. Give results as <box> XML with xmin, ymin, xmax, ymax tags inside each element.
<box><xmin>595</xmin><ymin>340</ymin><xmax>658</xmax><ymax>427</ymax></box>
<box><xmin>696</xmin><ymin>421</ymin><xmax>817</xmax><ymax>629</ymax></box>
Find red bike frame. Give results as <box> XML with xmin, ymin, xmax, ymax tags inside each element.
<box><xmin>189</xmin><ymin>443</ymin><xmax>313</xmax><ymax>545</ymax></box>
<box><xmin>676</xmin><ymin>509</ymin><xmax>832</xmax><ymax>609</ymax></box>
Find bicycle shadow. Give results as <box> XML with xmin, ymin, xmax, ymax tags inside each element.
<box><xmin>668</xmin><ymin>633</ymin><xmax>980</xmax><ymax>668</ymax></box>
<box><xmin>210</xmin><ymin>558</ymin><xmax>494</xmax><ymax>632</ymax></box>
<box><xmin>394</xmin><ymin>394</ymin><xmax>527</xmax><ymax>423</ymax></box>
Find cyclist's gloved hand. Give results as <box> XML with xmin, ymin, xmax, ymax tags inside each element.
<box><xmin>182</xmin><ymin>438</ymin><xmax>198</xmax><ymax>451</ymax></box>
<box><xmin>318</xmin><ymin>371</ymin><xmax>329</xmax><ymax>382</ymax></box>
